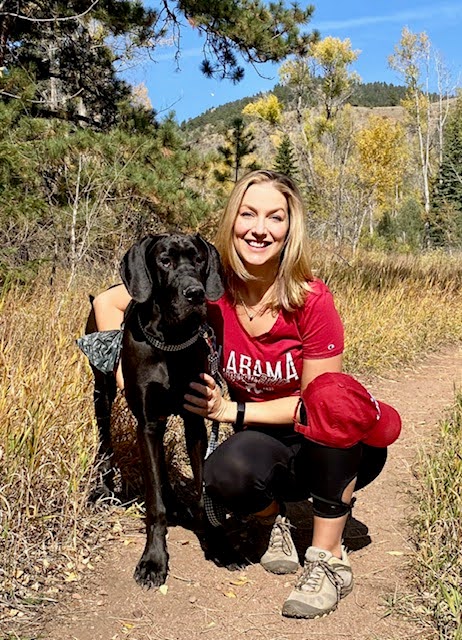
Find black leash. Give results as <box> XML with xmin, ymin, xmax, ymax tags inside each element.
<box><xmin>198</xmin><ymin>327</ymin><xmax>228</xmax><ymax>528</ymax></box>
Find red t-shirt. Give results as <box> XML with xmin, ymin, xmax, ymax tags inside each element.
<box><xmin>207</xmin><ymin>279</ymin><xmax>344</xmax><ymax>403</ymax></box>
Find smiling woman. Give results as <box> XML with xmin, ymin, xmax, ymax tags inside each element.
<box><xmin>184</xmin><ymin>170</ymin><xmax>394</xmax><ymax>619</ymax></box>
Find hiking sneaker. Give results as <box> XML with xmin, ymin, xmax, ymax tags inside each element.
<box><xmin>259</xmin><ymin>515</ymin><xmax>299</xmax><ymax>574</ymax></box>
<box><xmin>282</xmin><ymin>545</ymin><xmax>353</xmax><ymax>619</ymax></box>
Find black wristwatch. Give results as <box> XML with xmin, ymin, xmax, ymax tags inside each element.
<box><xmin>234</xmin><ymin>401</ymin><xmax>246</xmax><ymax>432</ymax></box>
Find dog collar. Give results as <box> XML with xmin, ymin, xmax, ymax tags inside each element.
<box><xmin>138</xmin><ymin>315</ymin><xmax>210</xmax><ymax>353</ymax></box>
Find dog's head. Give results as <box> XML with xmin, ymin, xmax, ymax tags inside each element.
<box><xmin>120</xmin><ymin>233</ymin><xmax>224</xmax><ymax>323</ymax></box>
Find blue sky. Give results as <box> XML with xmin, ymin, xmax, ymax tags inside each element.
<box><xmin>126</xmin><ymin>1</ymin><xmax>462</xmax><ymax>123</ymax></box>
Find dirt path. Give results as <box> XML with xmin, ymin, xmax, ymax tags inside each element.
<box><xmin>42</xmin><ymin>346</ymin><xmax>462</xmax><ymax>640</ymax></box>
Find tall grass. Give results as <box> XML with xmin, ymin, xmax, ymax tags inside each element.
<box><xmin>316</xmin><ymin>250</ymin><xmax>462</xmax><ymax>373</ymax></box>
<box><xmin>0</xmin><ymin>276</ymin><xmax>100</xmax><ymax>625</ymax></box>
<box><xmin>0</xmin><ymin>251</ymin><xmax>461</xmax><ymax>630</ymax></box>
<box><xmin>411</xmin><ymin>393</ymin><xmax>462</xmax><ymax>639</ymax></box>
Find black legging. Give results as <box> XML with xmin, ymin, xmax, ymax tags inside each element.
<box><xmin>204</xmin><ymin>429</ymin><xmax>387</xmax><ymax>519</ymax></box>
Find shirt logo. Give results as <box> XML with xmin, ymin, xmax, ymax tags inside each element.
<box><xmin>223</xmin><ymin>350</ymin><xmax>299</xmax><ymax>394</ymax></box>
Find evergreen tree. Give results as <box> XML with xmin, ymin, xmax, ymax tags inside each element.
<box><xmin>214</xmin><ymin>117</ymin><xmax>259</xmax><ymax>183</ymax></box>
<box><xmin>273</xmin><ymin>134</ymin><xmax>299</xmax><ymax>178</ymax></box>
<box><xmin>0</xmin><ymin>0</ymin><xmax>159</xmax><ymax>127</ymax></box>
<box><xmin>175</xmin><ymin>1</ymin><xmax>316</xmax><ymax>82</ymax></box>
<box><xmin>432</xmin><ymin>99</ymin><xmax>462</xmax><ymax>210</ymax></box>
<box><xmin>0</xmin><ymin>103</ymin><xmax>215</xmax><ymax>280</ymax></box>
<box><xmin>430</xmin><ymin>96</ymin><xmax>462</xmax><ymax>247</ymax></box>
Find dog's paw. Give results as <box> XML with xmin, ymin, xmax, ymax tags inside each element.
<box><xmin>209</xmin><ymin>548</ymin><xmax>248</xmax><ymax>572</ymax></box>
<box><xmin>203</xmin><ymin>529</ymin><xmax>248</xmax><ymax>572</ymax></box>
<box><xmin>134</xmin><ymin>557</ymin><xmax>168</xmax><ymax>589</ymax></box>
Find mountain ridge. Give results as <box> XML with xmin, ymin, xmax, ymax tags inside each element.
<box><xmin>181</xmin><ymin>81</ymin><xmax>411</xmax><ymax>131</ymax></box>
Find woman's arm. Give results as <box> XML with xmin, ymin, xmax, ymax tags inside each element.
<box><xmin>184</xmin><ymin>353</ymin><xmax>343</xmax><ymax>426</ymax></box>
<box><xmin>92</xmin><ymin>284</ymin><xmax>132</xmax><ymax>331</ymax></box>
<box><xmin>92</xmin><ymin>284</ymin><xmax>132</xmax><ymax>389</ymax></box>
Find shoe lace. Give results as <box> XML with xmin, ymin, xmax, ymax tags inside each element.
<box><xmin>268</xmin><ymin>518</ymin><xmax>294</xmax><ymax>556</ymax></box>
<box><xmin>295</xmin><ymin>559</ymin><xmax>343</xmax><ymax>595</ymax></box>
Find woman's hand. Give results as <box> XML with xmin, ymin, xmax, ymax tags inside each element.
<box><xmin>184</xmin><ymin>373</ymin><xmax>231</xmax><ymax>422</ymax></box>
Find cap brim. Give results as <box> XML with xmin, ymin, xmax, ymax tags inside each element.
<box><xmin>362</xmin><ymin>401</ymin><xmax>402</xmax><ymax>447</ymax></box>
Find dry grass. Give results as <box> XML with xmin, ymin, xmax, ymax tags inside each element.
<box><xmin>0</xmin><ymin>251</ymin><xmax>462</xmax><ymax>634</ymax></box>
<box><xmin>0</xmin><ymin>275</ymin><xmax>103</xmax><ymax>629</ymax></box>
<box><xmin>315</xmin><ymin>250</ymin><xmax>462</xmax><ymax>373</ymax></box>
<box><xmin>388</xmin><ymin>394</ymin><xmax>462</xmax><ymax>639</ymax></box>
<box><xmin>410</xmin><ymin>392</ymin><xmax>462</xmax><ymax>638</ymax></box>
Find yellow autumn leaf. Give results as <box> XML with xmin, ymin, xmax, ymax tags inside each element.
<box><xmin>64</xmin><ymin>571</ymin><xmax>79</xmax><ymax>582</ymax></box>
<box><xmin>224</xmin><ymin>590</ymin><xmax>237</xmax><ymax>598</ymax></box>
<box><xmin>159</xmin><ymin>584</ymin><xmax>168</xmax><ymax>595</ymax></box>
<box><xmin>122</xmin><ymin>622</ymin><xmax>134</xmax><ymax>630</ymax></box>
<box><xmin>229</xmin><ymin>576</ymin><xmax>250</xmax><ymax>586</ymax></box>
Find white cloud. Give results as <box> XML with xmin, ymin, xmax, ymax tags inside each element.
<box><xmin>315</xmin><ymin>3</ymin><xmax>462</xmax><ymax>31</ymax></box>
<box><xmin>154</xmin><ymin>47</ymin><xmax>203</xmax><ymax>62</ymax></box>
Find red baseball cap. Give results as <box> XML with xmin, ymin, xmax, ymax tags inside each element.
<box><xmin>294</xmin><ymin>372</ymin><xmax>402</xmax><ymax>448</ymax></box>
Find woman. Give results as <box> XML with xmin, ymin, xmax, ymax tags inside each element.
<box><xmin>93</xmin><ymin>170</ymin><xmax>387</xmax><ymax>619</ymax></box>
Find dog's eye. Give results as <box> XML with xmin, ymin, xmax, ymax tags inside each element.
<box><xmin>160</xmin><ymin>257</ymin><xmax>171</xmax><ymax>268</ymax></box>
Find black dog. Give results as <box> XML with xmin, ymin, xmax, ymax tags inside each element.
<box><xmin>86</xmin><ymin>233</ymin><xmax>227</xmax><ymax>588</ymax></box>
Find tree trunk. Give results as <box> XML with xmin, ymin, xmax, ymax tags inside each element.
<box><xmin>414</xmin><ymin>88</ymin><xmax>431</xmax><ymax>217</ymax></box>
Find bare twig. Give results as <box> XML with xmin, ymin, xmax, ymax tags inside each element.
<box><xmin>0</xmin><ymin>0</ymin><xmax>100</xmax><ymax>22</ymax></box>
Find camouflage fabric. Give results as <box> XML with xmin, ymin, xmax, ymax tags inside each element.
<box><xmin>76</xmin><ymin>329</ymin><xmax>123</xmax><ymax>374</ymax></box>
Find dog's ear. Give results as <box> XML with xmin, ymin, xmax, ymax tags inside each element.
<box><xmin>195</xmin><ymin>234</ymin><xmax>225</xmax><ymax>302</ymax></box>
<box><xmin>120</xmin><ymin>235</ymin><xmax>163</xmax><ymax>303</ymax></box>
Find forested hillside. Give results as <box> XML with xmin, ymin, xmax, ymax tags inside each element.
<box><xmin>182</xmin><ymin>81</ymin><xmax>411</xmax><ymax>131</ymax></box>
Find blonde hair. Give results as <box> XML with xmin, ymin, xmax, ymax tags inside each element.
<box><xmin>214</xmin><ymin>170</ymin><xmax>313</xmax><ymax>311</ymax></box>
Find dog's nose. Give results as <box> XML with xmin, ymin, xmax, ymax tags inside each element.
<box><xmin>183</xmin><ymin>285</ymin><xmax>205</xmax><ymax>303</ymax></box>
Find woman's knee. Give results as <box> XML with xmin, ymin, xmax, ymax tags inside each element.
<box><xmin>295</xmin><ymin>441</ymin><xmax>363</xmax><ymax>518</ymax></box>
<box><xmin>356</xmin><ymin>444</ymin><xmax>387</xmax><ymax>490</ymax></box>
<box><xmin>204</xmin><ymin>433</ymin><xmax>259</xmax><ymax>497</ymax></box>
<box><xmin>300</xmin><ymin>441</ymin><xmax>387</xmax><ymax>518</ymax></box>
<box><xmin>204</xmin><ymin>430</ymin><xmax>293</xmax><ymax>512</ymax></box>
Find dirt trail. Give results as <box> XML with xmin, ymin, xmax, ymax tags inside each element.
<box><xmin>42</xmin><ymin>346</ymin><xmax>462</xmax><ymax>640</ymax></box>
